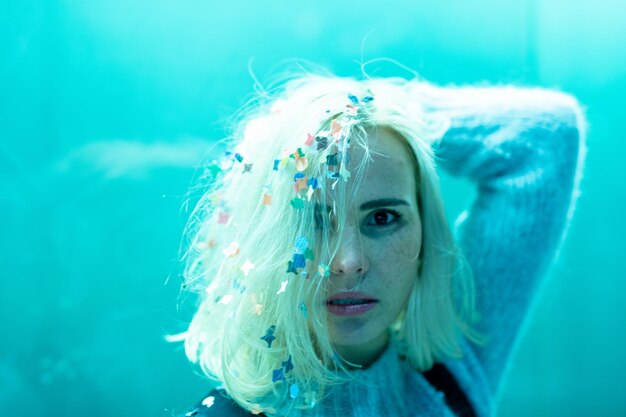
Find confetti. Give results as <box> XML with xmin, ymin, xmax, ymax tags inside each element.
<box><xmin>290</xmin><ymin>198</ymin><xmax>304</xmax><ymax>209</ymax></box>
<box><xmin>305</xmin><ymin>133</ymin><xmax>314</xmax><ymax>146</ymax></box>
<box><xmin>295</xmin><ymin>157</ymin><xmax>308</xmax><ymax>171</ymax></box>
<box><xmin>223</xmin><ymin>242</ymin><xmax>240</xmax><ymax>257</ymax></box>
<box><xmin>202</xmin><ymin>396</ymin><xmax>215</xmax><ymax>408</ymax></box>
<box><xmin>243</xmin><ymin>163</ymin><xmax>253</xmax><ymax>173</ymax></box>
<box><xmin>307</xmin><ymin>186</ymin><xmax>314</xmax><ymax>201</ymax></box>
<box><xmin>217</xmin><ymin>294</ymin><xmax>234</xmax><ymax>305</ymax></box>
<box><xmin>315</xmin><ymin>136</ymin><xmax>329</xmax><ymax>151</ymax></box>
<box><xmin>326</xmin><ymin>153</ymin><xmax>338</xmax><ymax>167</ymax></box>
<box><xmin>296</xmin><ymin>176</ymin><xmax>308</xmax><ymax>192</ymax></box>
<box><xmin>217</xmin><ymin>211</ymin><xmax>230</xmax><ymax>225</ymax></box>
<box><xmin>299</xmin><ymin>271</ymin><xmax>308</xmax><ymax>279</ymax></box>
<box><xmin>299</xmin><ymin>303</ymin><xmax>307</xmax><ymax>318</ymax></box>
<box><xmin>235</xmin><ymin>153</ymin><xmax>244</xmax><ymax>163</ymax></box>
<box><xmin>240</xmin><ymin>260</ymin><xmax>254</xmax><ymax>276</ymax></box>
<box><xmin>303</xmin><ymin>248</ymin><xmax>314</xmax><ymax>260</ymax></box>
<box><xmin>208</xmin><ymin>192</ymin><xmax>222</xmax><ymax>205</ymax></box>
<box><xmin>206</xmin><ymin>163</ymin><xmax>222</xmax><ymax>178</ymax></box>
<box><xmin>362</xmin><ymin>95</ymin><xmax>374</xmax><ymax>103</ymax></box>
<box><xmin>260</xmin><ymin>325</ymin><xmax>277</xmax><ymax>348</ymax></box>
<box><xmin>331</xmin><ymin>119</ymin><xmax>342</xmax><ymax>135</ymax></box>
<box><xmin>255</xmin><ymin>303</ymin><xmax>263</xmax><ymax>315</ymax></box>
<box><xmin>291</xmin><ymin>253</ymin><xmax>306</xmax><ymax>269</ymax></box>
<box><xmin>262</xmin><ymin>193</ymin><xmax>272</xmax><ymax>206</ymax></box>
<box><xmin>289</xmin><ymin>384</ymin><xmax>300</xmax><ymax>399</ymax></box>
<box><xmin>272</xmin><ymin>367</ymin><xmax>285</xmax><ymax>383</ymax></box>
<box><xmin>317</xmin><ymin>263</ymin><xmax>330</xmax><ymax>278</ymax></box>
<box><xmin>232</xmin><ymin>279</ymin><xmax>246</xmax><ymax>294</ymax></box>
<box><xmin>347</xmin><ymin>94</ymin><xmax>359</xmax><ymax>104</ymax></box>
<box><xmin>277</xmin><ymin>280</ymin><xmax>288</xmax><ymax>294</ymax></box>
<box><xmin>294</xmin><ymin>236</ymin><xmax>308</xmax><ymax>253</ymax></box>
<box><xmin>286</xmin><ymin>261</ymin><xmax>298</xmax><ymax>275</ymax></box>
<box><xmin>273</xmin><ymin>159</ymin><xmax>280</xmax><ymax>171</ymax></box>
<box><xmin>282</xmin><ymin>355</ymin><xmax>294</xmax><ymax>373</ymax></box>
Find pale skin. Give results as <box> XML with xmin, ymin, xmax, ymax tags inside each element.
<box><xmin>324</xmin><ymin>127</ymin><xmax>423</xmax><ymax>368</ymax></box>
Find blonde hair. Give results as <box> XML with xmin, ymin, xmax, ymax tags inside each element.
<box><xmin>170</xmin><ymin>72</ymin><xmax>487</xmax><ymax>415</ymax></box>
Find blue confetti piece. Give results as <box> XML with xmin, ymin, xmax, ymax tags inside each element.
<box><xmin>294</xmin><ymin>236</ymin><xmax>308</xmax><ymax>253</ymax></box>
<box><xmin>315</xmin><ymin>136</ymin><xmax>328</xmax><ymax>150</ymax></box>
<box><xmin>282</xmin><ymin>355</ymin><xmax>294</xmax><ymax>373</ymax></box>
<box><xmin>286</xmin><ymin>261</ymin><xmax>298</xmax><ymax>274</ymax></box>
<box><xmin>362</xmin><ymin>95</ymin><xmax>374</xmax><ymax>103</ymax></box>
<box><xmin>307</xmin><ymin>177</ymin><xmax>319</xmax><ymax>189</ymax></box>
<box><xmin>235</xmin><ymin>153</ymin><xmax>244</xmax><ymax>163</ymax></box>
<box><xmin>272</xmin><ymin>367</ymin><xmax>285</xmax><ymax>383</ymax></box>
<box><xmin>347</xmin><ymin>94</ymin><xmax>359</xmax><ymax>104</ymax></box>
<box><xmin>289</xmin><ymin>383</ymin><xmax>300</xmax><ymax>399</ymax></box>
<box><xmin>292</xmin><ymin>253</ymin><xmax>306</xmax><ymax>269</ymax></box>
<box><xmin>273</xmin><ymin>159</ymin><xmax>280</xmax><ymax>171</ymax></box>
<box><xmin>326</xmin><ymin>153</ymin><xmax>338</xmax><ymax>166</ymax></box>
<box><xmin>260</xmin><ymin>325</ymin><xmax>277</xmax><ymax>348</ymax></box>
<box><xmin>293</xmin><ymin>172</ymin><xmax>306</xmax><ymax>182</ymax></box>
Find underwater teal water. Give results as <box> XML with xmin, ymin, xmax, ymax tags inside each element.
<box><xmin>1</xmin><ymin>1</ymin><xmax>625</xmax><ymax>416</ymax></box>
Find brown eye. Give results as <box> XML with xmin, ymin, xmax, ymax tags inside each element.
<box><xmin>367</xmin><ymin>210</ymin><xmax>401</xmax><ymax>226</ymax></box>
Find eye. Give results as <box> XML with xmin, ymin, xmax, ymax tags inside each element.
<box><xmin>366</xmin><ymin>209</ymin><xmax>401</xmax><ymax>227</ymax></box>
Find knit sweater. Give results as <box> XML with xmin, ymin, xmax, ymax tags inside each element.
<box><xmin>178</xmin><ymin>84</ymin><xmax>588</xmax><ymax>417</ymax></box>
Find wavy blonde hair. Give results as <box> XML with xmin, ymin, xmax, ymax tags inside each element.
<box><xmin>170</xmin><ymin>72</ymin><xmax>487</xmax><ymax>415</ymax></box>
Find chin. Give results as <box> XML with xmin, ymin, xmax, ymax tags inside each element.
<box><xmin>329</xmin><ymin>322</ymin><xmax>384</xmax><ymax>347</ymax></box>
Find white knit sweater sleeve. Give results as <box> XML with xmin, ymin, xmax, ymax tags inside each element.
<box><xmin>423</xmin><ymin>84</ymin><xmax>588</xmax><ymax>399</ymax></box>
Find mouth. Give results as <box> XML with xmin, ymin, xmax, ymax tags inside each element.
<box><xmin>326</xmin><ymin>292</ymin><xmax>378</xmax><ymax>316</ymax></box>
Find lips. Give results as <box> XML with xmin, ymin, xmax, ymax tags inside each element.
<box><xmin>326</xmin><ymin>291</ymin><xmax>378</xmax><ymax>304</ymax></box>
<box><xmin>326</xmin><ymin>292</ymin><xmax>378</xmax><ymax>316</ymax></box>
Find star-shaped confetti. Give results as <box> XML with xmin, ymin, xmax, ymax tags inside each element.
<box><xmin>243</xmin><ymin>163</ymin><xmax>253</xmax><ymax>173</ymax></box>
<box><xmin>272</xmin><ymin>367</ymin><xmax>285</xmax><ymax>383</ymax></box>
<box><xmin>260</xmin><ymin>325</ymin><xmax>276</xmax><ymax>348</ymax></box>
<box><xmin>239</xmin><ymin>259</ymin><xmax>254</xmax><ymax>276</ymax></box>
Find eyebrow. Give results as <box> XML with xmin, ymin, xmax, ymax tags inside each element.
<box><xmin>314</xmin><ymin>198</ymin><xmax>410</xmax><ymax>214</ymax></box>
<box><xmin>359</xmin><ymin>198</ymin><xmax>410</xmax><ymax>211</ymax></box>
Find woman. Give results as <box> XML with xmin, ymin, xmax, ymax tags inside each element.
<box><xmin>172</xmin><ymin>72</ymin><xmax>587</xmax><ymax>417</ymax></box>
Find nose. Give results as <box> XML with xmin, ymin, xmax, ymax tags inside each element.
<box><xmin>329</xmin><ymin>227</ymin><xmax>370</xmax><ymax>279</ymax></box>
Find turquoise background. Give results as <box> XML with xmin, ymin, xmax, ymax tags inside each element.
<box><xmin>1</xmin><ymin>1</ymin><xmax>624</xmax><ymax>416</ymax></box>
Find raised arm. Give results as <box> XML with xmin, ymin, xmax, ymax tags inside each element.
<box><xmin>418</xmin><ymin>83</ymin><xmax>588</xmax><ymax>398</ymax></box>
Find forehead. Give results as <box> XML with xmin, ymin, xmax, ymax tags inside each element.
<box><xmin>350</xmin><ymin>127</ymin><xmax>418</xmax><ymax>200</ymax></box>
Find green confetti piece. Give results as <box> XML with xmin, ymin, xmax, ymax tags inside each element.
<box><xmin>290</xmin><ymin>198</ymin><xmax>304</xmax><ymax>209</ymax></box>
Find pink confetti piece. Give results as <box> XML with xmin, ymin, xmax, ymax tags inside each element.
<box><xmin>217</xmin><ymin>211</ymin><xmax>230</xmax><ymax>225</ymax></box>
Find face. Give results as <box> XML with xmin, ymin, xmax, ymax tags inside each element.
<box><xmin>321</xmin><ymin>127</ymin><xmax>422</xmax><ymax>367</ymax></box>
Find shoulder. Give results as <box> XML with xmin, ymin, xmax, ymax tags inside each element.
<box><xmin>176</xmin><ymin>388</ymin><xmax>261</xmax><ymax>417</ymax></box>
